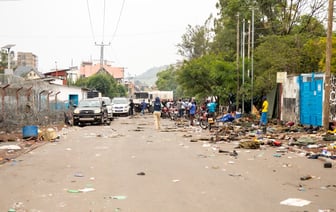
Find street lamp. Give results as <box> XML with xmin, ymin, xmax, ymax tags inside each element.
<box><xmin>2</xmin><ymin>44</ymin><xmax>15</xmax><ymax>71</ymax></box>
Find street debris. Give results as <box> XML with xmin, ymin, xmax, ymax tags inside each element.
<box><xmin>171</xmin><ymin>114</ymin><xmax>336</xmax><ymax>166</ymax></box>
<box><xmin>74</xmin><ymin>172</ymin><xmax>85</xmax><ymax>177</ymax></box>
<box><xmin>300</xmin><ymin>175</ymin><xmax>312</xmax><ymax>181</ymax></box>
<box><xmin>280</xmin><ymin>198</ymin><xmax>311</xmax><ymax>207</ymax></box>
<box><xmin>228</xmin><ymin>173</ymin><xmax>242</xmax><ymax>177</ymax></box>
<box><xmin>0</xmin><ymin>145</ymin><xmax>21</xmax><ymax>150</ymax></box>
<box><xmin>324</xmin><ymin>162</ymin><xmax>332</xmax><ymax>168</ymax></box>
<box><xmin>109</xmin><ymin>195</ymin><xmax>127</xmax><ymax>200</ymax></box>
<box><xmin>8</xmin><ymin>202</ymin><xmax>25</xmax><ymax>212</ymax></box>
<box><xmin>78</xmin><ymin>188</ymin><xmax>95</xmax><ymax>193</ymax></box>
<box><xmin>67</xmin><ymin>189</ymin><xmax>80</xmax><ymax>193</ymax></box>
<box><xmin>137</xmin><ymin>172</ymin><xmax>146</xmax><ymax>176</ymax></box>
<box><xmin>67</xmin><ymin>187</ymin><xmax>95</xmax><ymax>193</ymax></box>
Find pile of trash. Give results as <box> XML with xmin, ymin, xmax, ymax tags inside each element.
<box><xmin>0</xmin><ymin>125</ymin><xmax>67</xmax><ymax>165</ymax></box>
<box><xmin>184</xmin><ymin>116</ymin><xmax>336</xmax><ymax>161</ymax></box>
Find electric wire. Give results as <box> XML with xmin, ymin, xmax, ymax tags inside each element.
<box><xmin>102</xmin><ymin>0</ymin><xmax>106</xmax><ymax>42</ymax></box>
<box><xmin>86</xmin><ymin>0</ymin><xmax>96</xmax><ymax>42</ymax></box>
<box><xmin>111</xmin><ymin>0</ymin><xmax>126</xmax><ymax>44</ymax></box>
<box><xmin>108</xmin><ymin>0</ymin><xmax>126</xmax><ymax>64</ymax></box>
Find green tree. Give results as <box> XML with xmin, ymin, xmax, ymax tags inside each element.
<box><xmin>253</xmin><ymin>34</ymin><xmax>317</xmax><ymax>94</ymax></box>
<box><xmin>75</xmin><ymin>77</ymin><xmax>89</xmax><ymax>87</ymax></box>
<box><xmin>293</xmin><ymin>15</ymin><xmax>326</xmax><ymax>36</ymax></box>
<box><xmin>177</xmin><ymin>17</ymin><xmax>214</xmax><ymax>60</ymax></box>
<box><xmin>156</xmin><ymin>65</ymin><xmax>178</xmax><ymax>92</ymax></box>
<box><xmin>316</xmin><ymin>36</ymin><xmax>336</xmax><ymax>73</ymax></box>
<box><xmin>177</xmin><ymin>53</ymin><xmax>236</xmax><ymax>104</ymax></box>
<box><xmin>255</xmin><ymin>0</ymin><xmax>326</xmax><ymax>35</ymax></box>
<box><xmin>75</xmin><ymin>73</ymin><xmax>126</xmax><ymax>98</ymax></box>
<box><xmin>174</xmin><ymin>0</ymin><xmax>328</xmax><ymax>108</ymax></box>
<box><xmin>115</xmin><ymin>84</ymin><xmax>128</xmax><ymax>97</ymax></box>
<box><xmin>0</xmin><ymin>50</ymin><xmax>8</xmax><ymax>73</ymax></box>
<box><xmin>301</xmin><ymin>37</ymin><xmax>325</xmax><ymax>72</ymax></box>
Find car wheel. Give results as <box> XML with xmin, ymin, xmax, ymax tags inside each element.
<box><xmin>199</xmin><ymin>119</ymin><xmax>208</xmax><ymax>129</ymax></box>
<box><xmin>100</xmin><ymin>116</ymin><xmax>105</xmax><ymax>125</ymax></box>
<box><xmin>73</xmin><ymin>120</ymin><xmax>79</xmax><ymax>126</ymax></box>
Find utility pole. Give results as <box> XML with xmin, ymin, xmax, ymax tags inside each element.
<box><xmin>95</xmin><ymin>42</ymin><xmax>111</xmax><ymax>69</ymax></box>
<box><xmin>242</xmin><ymin>19</ymin><xmax>246</xmax><ymax>114</ymax></box>
<box><xmin>55</xmin><ymin>61</ymin><xmax>58</xmax><ymax>77</ymax></box>
<box><xmin>236</xmin><ymin>13</ymin><xmax>240</xmax><ymax>113</ymax></box>
<box><xmin>248</xmin><ymin>20</ymin><xmax>251</xmax><ymax>61</ymax></box>
<box><xmin>251</xmin><ymin>5</ymin><xmax>255</xmax><ymax>112</ymax></box>
<box><xmin>323</xmin><ymin>0</ymin><xmax>334</xmax><ymax>129</ymax></box>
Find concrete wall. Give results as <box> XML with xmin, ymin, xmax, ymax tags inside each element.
<box><xmin>48</xmin><ymin>84</ymin><xmax>87</xmax><ymax>102</ymax></box>
<box><xmin>281</xmin><ymin>75</ymin><xmax>300</xmax><ymax>123</ymax></box>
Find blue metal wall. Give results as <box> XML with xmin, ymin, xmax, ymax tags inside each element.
<box><xmin>299</xmin><ymin>73</ymin><xmax>323</xmax><ymax>126</ymax></box>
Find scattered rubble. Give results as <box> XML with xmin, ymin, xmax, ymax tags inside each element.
<box><xmin>172</xmin><ymin>115</ymin><xmax>336</xmax><ymax>164</ymax></box>
<box><xmin>0</xmin><ymin>124</ymin><xmax>69</xmax><ymax>165</ymax></box>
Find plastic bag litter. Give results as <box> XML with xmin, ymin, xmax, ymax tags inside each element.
<box><xmin>280</xmin><ymin>198</ymin><xmax>311</xmax><ymax>207</ymax></box>
<box><xmin>217</xmin><ymin>114</ymin><xmax>235</xmax><ymax>122</ymax></box>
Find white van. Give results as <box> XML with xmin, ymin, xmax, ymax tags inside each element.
<box><xmin>112</xmin><ymin>97</ymin><xmax>130</xmax><ymax>116</ymax></box>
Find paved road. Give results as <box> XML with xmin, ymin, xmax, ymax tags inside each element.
<box><xmin>0</xmin><ymin>114</ymin><xmax>335</xmax><ymax>212</ymax></box>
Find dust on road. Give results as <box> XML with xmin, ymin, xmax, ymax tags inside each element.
<box><xmin>0</xmin><ymin>114</ymin><xmax>335</xmax><ymax>212</ymax></box>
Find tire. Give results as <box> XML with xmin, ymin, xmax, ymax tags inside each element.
<box><xmin>100</xmin><ymin>115</ymin><xmax>105</xmax><ymax>125</ymax></box>
<box><xmin>73</xmin><ymin>120</ymin><xmax>79</xmax><ymax>126</ymax></box>
<box><xmin>199</xmin><ymin>119</ymin><xmax>208</xmax><ymax>129</ymax></box>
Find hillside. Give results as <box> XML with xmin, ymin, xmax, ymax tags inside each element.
<box><xmin>135</xmin><ymin>65</ymin><xmax>169</xmax><ymax>86</ymax></box>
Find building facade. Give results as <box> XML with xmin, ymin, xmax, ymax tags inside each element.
<box><xmin>79</xmin><ymin>62</ymin><xmax>125</xmax><ymax>83</ymax></box>
<box><xmin>16</xmin><ymin>52</ymin><xmax>38</xmax><ymax>68</ymax></box>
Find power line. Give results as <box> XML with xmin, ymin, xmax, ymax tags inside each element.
<box><xmin>102</xmin><ymin>0</ymin><xmax>106</xmax><ymax>42</ymax></box>
<box><xmin>111</xmin><ymin>0</ymin><xmax>126</xmax><ymax>44</ymax></box>
<box><xmin>107</xmin><ymin>0</ymin><xmax>126</xmax><ymax>65</ymax></box>
<box><xmin>86</xmin><ymin>0</ymin><xmax>96</xmax><ymax>42</ymax></box>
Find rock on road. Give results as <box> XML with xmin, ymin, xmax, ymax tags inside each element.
<box><xmin>0</xmin><ymin>114</ymin><xmax>335</xmax><ymax>212</ymax></box>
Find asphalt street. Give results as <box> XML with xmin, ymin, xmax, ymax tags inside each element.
<box><xmin>0</xmin><ymin>114</ymin><xmax>335</xmax><ymax>212</ymax></box>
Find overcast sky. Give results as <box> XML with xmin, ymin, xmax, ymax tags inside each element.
<box><xmin>0</xmin><ymin>0</ymin><xmax>218</xmax><ymax>76</ymax></box>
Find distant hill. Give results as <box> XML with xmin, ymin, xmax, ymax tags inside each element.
<box><xmin>135</xmin><ymin>65</ymin><xmax>169</xmax><ymax>86</ymax></box>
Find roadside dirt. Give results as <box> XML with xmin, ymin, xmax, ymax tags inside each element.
<box><xmin>0</xmin><ymin>115</ymin><xmax>335</xmax><ymax>211</ymax></box>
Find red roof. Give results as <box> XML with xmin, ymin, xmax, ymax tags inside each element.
<box><xmin>79</xmin><ymin>63</ymin><xmax>124</xmax><ymax>79</ymax></box>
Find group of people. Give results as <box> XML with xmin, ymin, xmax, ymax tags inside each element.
<box><xmin>128</xmin><ymin>99</ymin><xmax>150</xmax><ymax>116</ymax></box>
<box><xmin>128</xmin><ymin>95</ymin><xmax>269</xmax><ymax>131</ymax></box>
<box><xmin>128</xmin><ymin>97</ymin><xmax>162</xmax><ymax>130</ymax></box>
<box><xmin>168</xmin><ymin>98</ymin><xmax>218</xmax><ymax>126</ymax></box>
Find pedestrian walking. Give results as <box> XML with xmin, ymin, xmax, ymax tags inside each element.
<box><xmin>189</xmin><ymin>100</ymin><xmax>196</xmax><ymax>126</ymax></box>
<box><xmin>153</xmin><ymin>97</ymin><xmax>162</xmax><ymax>130</ymax></box>
<box><xmin>129</xmin><ymin>99</ymin><xmax>134</xmax><ymax>116</ymax></box>
<box><xmin>141</xmin><ymin>99</ymin><xmax>147</xmax><ymax>115</ymax></box>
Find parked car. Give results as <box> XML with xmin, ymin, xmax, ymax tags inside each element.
<box><xmin>93</xmin><ymin>97</ymin><xmax>114</xmax><ymax>121</ymax></box>
<box><xmin>73</xmin><ymin>98</ymin><xmax>109</xmax><ymax>126</ymax></box>
<box><xmin>112</xmin><ymin>97</ymin><xmax>130</xmax><ymax>116</ymax></box>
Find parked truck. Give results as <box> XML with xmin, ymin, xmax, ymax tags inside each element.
<box><xmin>132</xmin><ymin>90</ymin><xmax>173</xmax><ymax>113</ymax></box>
